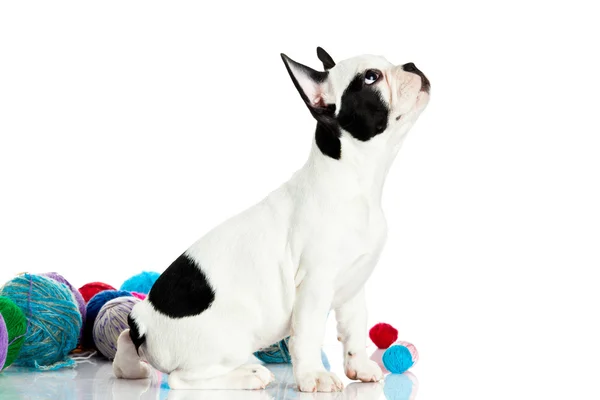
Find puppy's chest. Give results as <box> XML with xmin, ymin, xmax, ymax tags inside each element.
<box><xmin>311</xmin><ymin>195</ymin><xmax>387</xmax><ymax>264</ymax></box>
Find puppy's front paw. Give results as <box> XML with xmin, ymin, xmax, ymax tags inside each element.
<box><xmin>295</xmin><ymin>369</ymin><xmax>343</xmax><ymax>392</ymax></box>
<box><xmin>345</xmin><ymin>356</ymin><xmax>383</xmax><ymax>382</ymax></box>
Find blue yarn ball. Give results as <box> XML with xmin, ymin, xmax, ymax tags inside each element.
<box><xmin>120</xmin><ymin>271</ymin><xmax>160</xmax><ymax>294</ymax></box>
<box><xmin>0</xmin><ymin>274</ymin><xmax>82</xmax><ymax>370</ymax></box>
<box><xmin>382</xmin><ymin>345</ymin><xmax>414</xmax><ymax>374</ymax></box>
<box><xmin>83</xmin><ymin>290</ymin><xmax>132</xmax><ymax>348</ymax></box>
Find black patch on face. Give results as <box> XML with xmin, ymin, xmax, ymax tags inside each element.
<box><xmin>316</xmin><ymin>122</ymin><xmax>341</xmax><ymax>160</ymax></box>
<box><xmin>127</xmin><ymin>314</ymin><xmax>145</xmax><ymax>355</ymax></box>
<box><xmin>148</xmin><ymin>253</ymin><xmax>215</xmax><ymax>319</ymax></box>
<box><xmin>337</xmin><ymin>74</ymin><xmax>390</xmax><ymax>142</ymax></box>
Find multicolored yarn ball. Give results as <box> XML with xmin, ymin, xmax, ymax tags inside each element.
<box><xmin>130</xmin><ymin>292</ymin><xmax>147</xmax><ymax>300</ymax></box>
<box><xmin>83</xmin><ymin>290</ymin><xmax>132</xmax><ymax>348</ymax></box>
<box><xmin>370</xmin><ymin>323</ymin><xmax>399</xmax><ymax>349</ymax></box>
<box><xmin>93</xmin><ymin>296</ymin><xmax>140</xmax><ymax>359</ymax></box>
<box><xmin>382</xmin><ymin>341</ymin><xmax>419</xmax><ymax>374</ymax></box>
<box><xmin>40</xmin><ymin>272</ymin><xmax>86</xmax><ymax>339</ymax></box>
<box><xmin>0</xmin><ymin>274</ymin><xmax>82</xmax><ymax>370</ymax></box>
<box><xmin>79</xmin><ymin>282</ymin><xmax>116</xmax><ymax>303</ymax></box>
<box><xmin>383</xmin><ymin>371</ymin><xmax>419</xmax><ymax>400</ymax></box>
<box><xmin>120</xmin><ymin>271</ymin><xmax>160</xmax><ymax>295</ymax></box>
<box><xmin>0</xmin><ymin>296</ymin><xmax>27</xmax><ymax>371</ymax></box>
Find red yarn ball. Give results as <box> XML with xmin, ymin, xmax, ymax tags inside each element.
<box><xmin>79</xmin><ymin>282</ymin><xmax>116</xmax><ymax>303</ymax></box>
<box><xmin>369</xmin><ymin>323</ymin><xmax>398</xmax><ymax>349</ymax></box>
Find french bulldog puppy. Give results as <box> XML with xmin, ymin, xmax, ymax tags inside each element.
<box><xmin>113</xmin><ymin>47</ymin><xmax>430</xmax><ymax>392</ymax></box>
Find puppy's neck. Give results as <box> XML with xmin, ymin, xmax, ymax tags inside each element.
<box><xmin>303</xmin><ymin>128</ymin><xmax>406</xmax><ymax>205</ymax></box>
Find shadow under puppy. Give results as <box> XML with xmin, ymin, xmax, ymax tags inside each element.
<box><xmin>113</xmin><ymin>47</ymin><xmax>430</xmax><ymax>392</ymax></box>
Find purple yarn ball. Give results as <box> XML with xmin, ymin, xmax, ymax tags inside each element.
<box><xmin>40</xmin><ymin>272</ymin><xmax>86</xmax><ymax>340</ymax></box>
<box><xmin>0</xmin><ymin>313</ymin><xmax>8</xmax><ymax>369</ymax></box>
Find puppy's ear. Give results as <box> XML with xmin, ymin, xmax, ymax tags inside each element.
<box><xmin>316</xmin><ymin>47</ymin><xmax>336</xmax><ymax>70</ymax></box>
<box><xmin>281</xmin><ymin>53</ymin><xmax>332</xmax><ymax>117</ymax></box>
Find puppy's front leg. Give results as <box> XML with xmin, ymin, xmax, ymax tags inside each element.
<box><xmin>335</xmin><ymin>287</ymin><xmax>383</xmax><ymax>382</ymax></box>
<box><xmin>290</xmin><ymin>273</ymin><xmax>343</xmax><ymax>393</ymax></box>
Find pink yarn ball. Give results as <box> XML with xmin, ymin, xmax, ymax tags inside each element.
<box><xmin>131</xmin><ymin>292</ymin><xmax>146</xmax><ymax>300</ymax></box>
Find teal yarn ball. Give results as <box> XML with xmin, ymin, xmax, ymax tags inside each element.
<box><xmin>254</xmin><ymin>337</ymin><xmax>291</xmax><ymax>363</ymax></box>
<box><xmin>0</xmin><ymin>274</ymin><xmax>82</xmax><ymax>370</ymax></box>
<box><xmin>83</xmin><ymin>290</ymin><xmax>132</xmax><ymax>349</ymax></box>
<box><xmin>253</xmin><ymin>336</ymin><xmax>330</xmax><ymax>370</ymax></box>
<box><xmin>382</xmin><ymin>345</ymin><xmax>415</xmax><ymax>374</ymax></box>
<box><xmin>120</xmin><ymin>271</ymin><xmax>160</xmax><ymax>295</ymax></box>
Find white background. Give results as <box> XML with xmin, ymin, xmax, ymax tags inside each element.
<box><xmin>1</xmin><ymin>1</ymin><xmax>599</xmax><ymax>399</ymax></box>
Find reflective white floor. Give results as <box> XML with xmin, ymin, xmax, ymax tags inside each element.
<box><xmin>0</xmin><ymin>346</ymin><xmax>418</xmax><ymax>400</ymax></box>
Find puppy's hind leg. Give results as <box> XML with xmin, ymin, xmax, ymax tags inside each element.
<box><xmin>168</xmin><ymin>364</ymin><xmax>275</xmax><ymax>390</ymax></box>
<box><xmin>113</xmin><ymin>329</ymin><xmax>152</xmax><ymax>379</ymax></box>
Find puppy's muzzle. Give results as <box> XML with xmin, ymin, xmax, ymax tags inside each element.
<box><xmin>402</xmin><ymin>62</ymin><xmax>430</xmax><ymax>93</ymax></box>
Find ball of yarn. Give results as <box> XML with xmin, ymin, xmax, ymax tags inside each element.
<box><xmin>254</xmin><ymin>337</ymin><xmax>292</xmax><ymax>363</ymax></box>
<box><xmin>0</xmin><ymin>313</ymin><xmax>8</xmax><ymax>369</ymax></box>
<box><xmin>83</xmin><ymin>290</ymin><xmax>132</xmax><ymax>348</ymax></box>
<box><xmin>0</xmin><ymin>274</ymin><xmax>81</xmax><ymax>369</ymax></box>
<box><xmin>382</xmin><ymin>342</ymin><xmax>419</xmax><ymax>374</ymax></box>
<box><xmin>40</xmin><ymin>272</ymin><xmax>86</xmax><ymax>339</ymax></box>
<box><xmin>79</xmin><ymin>282</ymin><xmax>116</xmax><ymax>303</ymax></box>
<box><xmin>130</xmin><ymin>292</ymin><xmax>147</xmax><ymax>300</ymax></box>
<box><xmin>253</xmin><ymin>336</ymin><xmax>330</xmax><ymax>369</ymax></box>
<box><xmin>120</xmin><ymin>271</ymin><xmax>160</xmax><ymax>294</ymax></box>
<box><xmin>0</xmin><ymin>297</ymin><xmax>26</xmax><ymax>371</ymax></box>
<box><xmin>93</xmin><ymin>296</ymin><xmax>140</xmax><ymax>359</ymax></box>
<box><xmin>369</xmin><ymin>323</ymin><xmax>398</xmax><ymax>349</ymax></box>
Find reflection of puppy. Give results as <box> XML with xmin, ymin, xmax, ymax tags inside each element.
<box><xmin>166</xmin><ymin>388</ymin><xmax>274</xmax><ymax>400</ymax></box>
<box><xmin>114</xmin><ymin>47</ymin><xmax>430</xmax><ymax>392</ymax></box>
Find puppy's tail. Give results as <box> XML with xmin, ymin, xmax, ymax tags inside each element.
<box><xmin>127</xmin><ymin>313</ymin><xmax>146</xmax><ymax>355</ymax></box>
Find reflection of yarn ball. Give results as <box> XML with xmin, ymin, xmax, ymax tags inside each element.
<box><xmin>253</xmin><ymin>336</ymin><xmax>330</xmax><ymax>370</ymax></box>
<box><xmin>40</xmin><ymin>272</ymin><xmax>86</xmax><ymax>338</ymax></box>
<box><xmin>131</xmin><ymin>292</ymin><xmax>147</xmax><ymax>300</ymax></box>
<box><xmin>383</xmin><ymin>372</ymin><xmax>419</xmax><ymax>400</ymax></box>
<box><xmin>120</xmin><ymin>272</ymin><xmax>160</xmax><ymax>294</ymax></box>
<box><xmin>370</xmin><ymin>323</ymin><xmax>398</xmax><ymax>349</ymax></box>
<box><xmin>0</xmin><ymin>274</ymin><xmax>81</xmax><ymax>369</ymax></box>
<box><xmin>79</xmin><ymin>282</ymin><xmax>116</xmax><ymax>303</ymax></box>
<box><xmin>382</xmin><ymin>342</ymin><xmax>418</xmax><ymax>374</ymax></box>
<box><xmin>93</xmin><ymin>296</ymin><xmax>140</xmax><ymax>359</ymax></box>
<box><xmin>0</xmin><ymin>297</ymin><xmax>27</xmax><ymax>370</ymax></box>
<box><xmin>83</xmin><ymin>290</ymin><xmax>132</xmax><ymax>348</ymax></box>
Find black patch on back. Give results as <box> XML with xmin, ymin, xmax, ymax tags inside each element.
<box><xmin>337</xmin><ymin>74</ymin><xmax>390</xmax><ymax>142</ymax></box>
<box><xmin>127</xmin><ymin>314</ymin><xmax>145</xmax><ymax>355</ymax></box>
<box><xmin>148</xmin><ymin>253</ymin><xmax>216</xmax><ymax>319</ymax></box>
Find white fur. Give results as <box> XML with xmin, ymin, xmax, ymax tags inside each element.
<box><xmin>113</xmin><ymin>53</ymin><xmax>429</xmax><ymax>392</ymax></box>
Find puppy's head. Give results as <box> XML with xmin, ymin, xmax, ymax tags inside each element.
<box><xmin>282</xmin><ymin>48</ymin><xmax>430</xmax><ymax>159</ymax></box>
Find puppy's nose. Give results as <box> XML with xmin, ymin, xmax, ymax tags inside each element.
<box><xmin>402</xmin><ymin>62</ymin><xmax>430</xmax><ymax>93</ymax></box>
<box><xmin>402</xmin><ymin>62</ymin><xmax>418</xmax><ymax>73</ymax></box>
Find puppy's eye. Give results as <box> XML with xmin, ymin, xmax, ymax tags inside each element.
<box><xmin>364</xmin><ymin>69</ymin><xmax>381</xmax><ymax>85</ymax></box>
